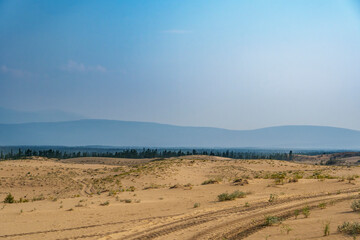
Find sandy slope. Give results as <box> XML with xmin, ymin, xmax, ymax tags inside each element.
<box><xmin>1</xmin><ymin>156</ymin><xmax>360</xmax><ymax>239</ymax></box>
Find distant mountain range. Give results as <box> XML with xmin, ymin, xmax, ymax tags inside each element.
<box><xmin>0</xmin><ymin>119</ymin><xmax>359</xmax><ymax>149</ymax></box>
<box><xmin>0</xmin><ymin>107</ymin><xmax>84</xmax><ymax>124</ymax></box>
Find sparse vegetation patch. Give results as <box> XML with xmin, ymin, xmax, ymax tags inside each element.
<box><xmin>338</xmin><ymin>222</ymin><xmax>360</xmax><ymax>236</ymax></box>
<box><xmin>218</xmin><ymin>191</ymin><xmax>247</xmax><ymax>202</ymax></box>
<box><xmin>4</xmin><ymin>193</ymin><xmax>15</xmax><ymax>203</ymax></box>
<box><xmin>264</xmin><ymin>215</ymin><xmax>282</xmax><ymax>226</ymax></box>
<box><xmin>202</xmin><ymin>178</ymin><xmax>221</xmax><ymax>185</ymax></box>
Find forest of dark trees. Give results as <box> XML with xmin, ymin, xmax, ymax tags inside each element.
<box><xmin>0</xmin><ymin>147</ymin><xmax>293</xmax><ymax>161</ymax></box>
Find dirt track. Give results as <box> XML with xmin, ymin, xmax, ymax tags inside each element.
<box><xmin>118</xmin><ymin>188</ymin><xmax>359</xmax><ymax>240</ymax></box>
<box><xmin>2</xmin><ymin>188</ymin><xmax>357</xmax><ymax>240</ymax></box>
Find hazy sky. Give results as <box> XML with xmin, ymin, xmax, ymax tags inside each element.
<box><xmin>1</xmin><ymin>0</ymin><xmax>360</xmax><ymax>130</ymax></box>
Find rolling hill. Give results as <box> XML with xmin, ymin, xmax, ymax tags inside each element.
<box><xmin>0</xmin><ymin>119</ymin><xmax>360</xmax><ymax>149</ymax></box>
<box><xmin>0</xmin><ymin>107</ymin><xmax>84</xmax><ymax>124</ymax></box>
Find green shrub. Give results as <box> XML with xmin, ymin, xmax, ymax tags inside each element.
<box><xmin>4</xmin><ymin>193</ymin><xmax>15</xmax><ymax>203</ymax></box>
<box><xmin>351</xmin><ymin>200</ymin><xmax>360</xmax><ymax>212</ymax></box>
<box><xmin>231</xmin><ymin>190</ymin><xmax>247</xmax><ymax>198</ymax></box>
<box><xmin>271</xmin><ymin>172</ymin><xmax>287</xmax><ymax>185</ymax></box>
<box><xmin>143</xmin><ymin>183</ymin><xmax>161</xmax><ymax>190</ymax></box>
<box><xmin>202</xmin><ymin>179</ymin><xmax>220</xmax><ymax>185</ymax></box>
<box><xmin>268</xmin><ymin>194</ymin><xmax>278</xmax><ymax>202</ymax></box>
<box><xmin>338</xmin><ymin>222</ymin><xmax>360</xmax><ymax>236</ymax></box>
<box><xmin>294</xmin><ymin>209</ymin><xmax>300</xmax><ymax>219</ymax></box>
<box><xmin>32</xmin><ymin>194</ymin><xmax>45</xmax><ymax>202</ymax></box>
<box><xmin>218</xmin><ymin>193</ymin><xmax>234</xmax><ymax>201</ymax></box>
<box><xmin>281</xmin><ymin>224</ymin><xmax>292</xmax><ymax>235</ymax></box>
<box><xmin>302</xmin><ymin>206</ymin><xmax>310</xmax><ymax>218</ymax></box>
<box><xmin>233</xmin><ymin>178</ymin><xmax>249</xmax><ymax>186</ymax></box>
<box><xmin>324</xmin><ymin>221</ymin><xmax>330</xmax><ymax>236</ymax></box>
<box><xmin>318</xmin><ymin>202</ymin><xmax>327</xmax><ymax>209</ymax></box>
<box><xmin>100</xmin><ymin>201</ymin><xmax>110</xmax><ymax>206</ymax></box>
<box><xmin>347</xmin><ymin>176</ymin><xmax>355</xmax><ymax>183</ymax></box>
<box><xmin>194</xmin><ymin>202</ymin><xmax>200</xmax><ymax>208</ymax></box>
<box><xmin>217</xmin><ymin>191</ymin><xmax>247</xmax><ymax>202</ymax></box>
<box><xmin>265</xmin><ymin>215</ymin><xmax>281</xmax><ymax>226</ymax></box>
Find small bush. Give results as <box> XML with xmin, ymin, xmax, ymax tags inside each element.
<box><xmin>32</xmin><ymin>194</ymin><xmax>45</xmax><ymax>202</ymax></box>
<box><xmin>194</xmin><ymin>202</ymin><xmax>200</xmax><ymax>208</ymax></box>
<box><xmin>338</xmin><ymin>222</ymin><xmax>360</xmax><ymax>236</ymax></box>
<box><xmin>281</xmin><ymin>224</ymin><xmax>292</xmax><ymax>235</ymax></box>
<box><xmin>218</xmin><ymin>191</ymin><xmax>247</xmax><ymax>202</ymax></box>
<box><xmin>183</xmin><ymin>183</ymin><xmax>193</xmax><ymax>190</ymax></box>
<box><xmin>232</xmin><ymin>190</ymin><xmax>247</xmax><ymax>198</ymax></box>
<box><xmin>143</xmin><ymin>183</ymin><xmax>161</xmax><ymax>190</ymax></box>
<box><xmin>108</xmin><ymin>190</ymin><xmax>117</xmax><ymax>196</ymax></box>
<box><xmin>294</xmin><ymin>209</ymin><xmax>300</xmax><ymax>219</ymax></box>
<box><xmin>325</xmin><ymin>159</ymin><xmax>338</xmax><ymax>165</ymax></box>
<box><xmin>232</xmin><ymin>178</ymin><xmax>249</xmax><ymax>186</ymax></box>
<box><xmin>288</xmin><ymin>178</ymin><xmax>298</xmax><ymax>183</ymax></box>
<box><xmin>265</xmin><ymin>215</ymin><xmax>281</xmax><ymax>226</ymax></box>
<box><xmin>18</xmin><ymin>197</ymin><xmax>29</xmax><ymax>203</ymax></box>
<box><xmin>4</xmin><ymin>193</ymin><xmax>15</xmax><ymax>203</ymax></box>
<box><xmin>351</xmin><ymin>200</ymin><xmax>360</xmax><ymax>212</ymax></box>
<box><xmin>169</xmin><ymin>184</ymin><xmax>182</xmax><ymax>189</ymax></box>
<box><xmin>202</xmin><ymin>179</ymin><xmax>220</xmax><ymax>185</ymax></box>
<box><xmin>324</xmin><ymin>221</ymin><xmax>330</xmax><ymax>236</ymax></box>
<box><xmin>100</xmin><ymin>201</ymin><xmax>110</xmax><ymax>206</ymax></box>
<box><xmin>218</xmin><ymin>193</ymin><xmax>234</xmax><ymax>201</ymax></box>
<box><xmin>271</xmin><ymin>172</ymin><xmax>287</xmax><ymax>185</ymax></box>
<box><xmin>293</xmin><ymin>171</ymin><xmax>304</xmax><ymax>179</ymax></box>
<box><xmin>268</xmin><ymin>194</ymin><xmax>278</xmax><ymax>202</ymax></box>
<box><xmin>318</xmin><ymin>202</ymin><xmax>327</xmax><ymax>209</ymax></box>
<box><xmin>347</xmin><ymin>176</ymin><xmax>356</xmax><ymax>183</ymax></box>
<box><xmin>302</xmin><ymin>206</ymin><xmax>310</xmax><ymax>218</ymax></box>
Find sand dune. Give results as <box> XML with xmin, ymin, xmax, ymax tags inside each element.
<box><xmin>1</xmin><ymin>156</ymin><xmax>359</xmax><ymax>239</ymax></box>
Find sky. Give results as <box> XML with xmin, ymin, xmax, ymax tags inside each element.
<box><xmin>0</xmin><ymin>0</ymin><xmax>360</xmax><ymax>130</ymax></box>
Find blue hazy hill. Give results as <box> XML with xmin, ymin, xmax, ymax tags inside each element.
<box><xmin>0</xmin><ymin>119</ymin><xmax>359</xmax><ymax>149</ymax></box>
<box><xmin>0</xmin><ymin>107</ymin><xmax>84</xmax><ymax>124</ymax></box>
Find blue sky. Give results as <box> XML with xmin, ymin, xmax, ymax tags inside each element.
<box><xmin>1</xmin><ymin>0</ymin><xmax>360</xmax><ymax>130</ymax></box>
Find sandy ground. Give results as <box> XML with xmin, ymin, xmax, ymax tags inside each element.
<box><xmin>1</xmin><ymin>156</ymin><xmax>360</xmax><ymax>240</ymax></box>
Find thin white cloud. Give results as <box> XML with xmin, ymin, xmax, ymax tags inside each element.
<box><xmin>0</xmin><ymin>65</ymin><xmax>32</xmax><ymax>78</ymax></box>
<box><xmin>61</xmin><ymin>60</ymin><xmax>107</xmax><ymax>73</ymax></box>
<box><xmin>162</xmin><ymin>29</ymin><xmax>192</xmax><ymax>34</ymax></box>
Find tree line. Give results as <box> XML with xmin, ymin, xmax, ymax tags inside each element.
<box><xmin>0</xmin><ymin>148</ymin><xmax>292</xmax><ymax>160</ymax></box>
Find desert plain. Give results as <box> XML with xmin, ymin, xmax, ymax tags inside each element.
<box><xmin>1</xmin><ymin>155</ymin><xmax>360</xmax><ymax>239</ymax></box>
